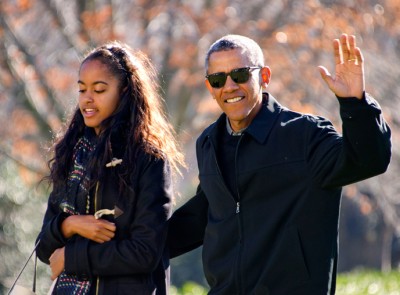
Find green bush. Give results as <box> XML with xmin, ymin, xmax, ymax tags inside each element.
<box><xmin>170</xmin><ymin>281</ymin><xmax>207</xmax><ymax>295</ymax></box>
<box><xmin>171</xmin><ymin>270</ymin><xmax>400</xmax><ymax>295</ymax></box>
<box><xmin>336</xmin><ymin>270</ymin><xmax>400</xmax><ymax>295</ymax></box>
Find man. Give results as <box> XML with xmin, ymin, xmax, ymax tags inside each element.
<box><xmin>168</xmin><ymin>34</ymin><xmax>391</xmax><ymax>294</ymax></box>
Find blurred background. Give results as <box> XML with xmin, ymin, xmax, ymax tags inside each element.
<box><xmin>0</xmin><ymin>0</ymin><xmax>399</xmax><ymax>294</ymax></box>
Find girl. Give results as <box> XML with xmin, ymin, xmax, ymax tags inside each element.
<box><xmin>36</xmin><ymin>41</ymin><xmax>184</xmax><ymax>295</ymax></box>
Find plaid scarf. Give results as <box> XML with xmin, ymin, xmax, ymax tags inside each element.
<box><xmin>54</xmin><ymin>131</ymin><xmax>97</xmax><ymax>295</ymax></box>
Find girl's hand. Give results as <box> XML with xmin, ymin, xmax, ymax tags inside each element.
<box><xmin>61</xmin><ymin>215</ymin><xmax>116</xmax><ymax>243</ymax></box>
<box><xmin>49</xmin><ymin>247</ymin><xmax>65</xmax><ymax>280</ymax></box>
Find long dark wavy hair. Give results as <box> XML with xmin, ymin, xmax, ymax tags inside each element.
<box><xmin>46</xmin><ymin>41</ymin><xmax>185</xmax><ymax>193</ymax></box>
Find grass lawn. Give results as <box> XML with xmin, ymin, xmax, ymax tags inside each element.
<box><xmin>171</xmin><ymin>270</ymin><xmax>400</xmax><ymax>295</ymax></box>
<box><xmin>336</xmin><ymin>270</ymin><xmax>400</xmax><ymax>295</ymax></box>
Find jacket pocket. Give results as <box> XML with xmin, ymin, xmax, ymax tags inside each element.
<box><xmin>255</xmin><ymin>226</ymin><xmax>310</xmax><ymax>293</ymax></box>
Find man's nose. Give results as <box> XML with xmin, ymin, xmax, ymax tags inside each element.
<box><xmin>223</xmin><ymin>75</ymin><xmax>240</xmax><ymax>91</ymax></box>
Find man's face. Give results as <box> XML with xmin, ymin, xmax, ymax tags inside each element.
<box><xmin>205</xmin><ymin>48</ymin><xmax>270</xmax><ymax>132</ymax></box>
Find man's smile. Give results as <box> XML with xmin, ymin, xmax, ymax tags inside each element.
<box><xmin>225</xmin><ymin>96</ymin><xmax>244</xmax><ymax>103</ymax></box>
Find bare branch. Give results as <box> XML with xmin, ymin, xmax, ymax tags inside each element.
<box><xmin>0</xmin><ymin>16</ymin><xmax>66</xmax><ymax>122</ymax></box>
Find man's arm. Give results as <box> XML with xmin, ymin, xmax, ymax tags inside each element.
<box><xmin>168</xmin><ymin>185</ymin><xmax>208</xmax><ymax>258</ymax></box>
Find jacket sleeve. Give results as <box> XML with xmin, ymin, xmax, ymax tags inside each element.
<box><xmin>35</xmin><ymin>192</ymin><xmax>68</xmax><ymax>264</ymax></box>
<box><xmin>64</xmin><ymin>156</ymin><xmax>173</xmax><ymax>277</ymax></box>
<box><xmin>168</xmin><ymin>185</ymin><xmax>208</xmax><ymax>258</ymax></box>
<box><xmin>308</xmin><ymin>92</ymin><xmax>391</xmax><ymax>188</ymax></box>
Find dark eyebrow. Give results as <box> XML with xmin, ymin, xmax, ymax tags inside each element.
<box><xmin>77</xmin><ymin>80</ymin><xmax>109</xmax><ymax>86</ymax></box>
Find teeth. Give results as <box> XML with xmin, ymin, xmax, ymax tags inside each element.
<box><xmin>226</xmin><ymin>97</ymin><xmax>242</xmax><ymax>103</ymax></box>
<box><xmin>85</xmin><ymin>108</ymin><xmax>96</xmax><ymax>112</ymax></box>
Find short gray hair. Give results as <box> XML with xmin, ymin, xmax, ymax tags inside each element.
<box><xmin>205</xmin><ymin>34</ymin><xmax>265</xmax><ymax>71</ymax></box>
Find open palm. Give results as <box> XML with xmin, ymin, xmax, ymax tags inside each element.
<box><xmin>319</xmin><ymin>34</ymin><xmax>365</xmax><ymax>99</ymax></box>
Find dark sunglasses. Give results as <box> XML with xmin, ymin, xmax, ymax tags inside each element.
<box><xmin>206</xmin><ymin>66</ymin><xmax>261</xmax><ymax>88</ymax></box>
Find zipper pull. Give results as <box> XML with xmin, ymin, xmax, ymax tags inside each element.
<box><xmin>236</xmin><ymin>202</ymin><xmax>240</xmax><ymax>214</ymax></box>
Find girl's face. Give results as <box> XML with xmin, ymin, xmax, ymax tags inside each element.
<box><xmin>78</xmin><ymin>59</ymin><xmax>121</xmax><ymax>135</ymax></box>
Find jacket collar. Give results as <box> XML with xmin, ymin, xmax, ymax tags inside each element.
<box><xmin>201</xmin><ymin>93</ymin><xmax>283</xmax><ymax>147</ymax></box>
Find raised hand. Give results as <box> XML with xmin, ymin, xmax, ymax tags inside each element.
<box><xmin>318</xmin><ymin>34</ymin><xmax>365</xmax><ymax>99</ymax></box>
<box><xmin>61</xmin><ymin>214</ymin><xmax>116</xmax><ymax>243</ymax></box>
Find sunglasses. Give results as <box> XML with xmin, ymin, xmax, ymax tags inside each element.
<box><xmin>206</xmin><ymin>66</ymin><xmax>261</xmax><ymax>88</ymax></box>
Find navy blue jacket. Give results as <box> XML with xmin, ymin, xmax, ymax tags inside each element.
<box><xmin>169</xmin><ymin>93</ymin><xmax>391</xmax><ymax>295</ymax></box>
<box><xmin>37</xmin><ymin>148</ymin><xmax>172</xmax><ymax>295</ymax></box>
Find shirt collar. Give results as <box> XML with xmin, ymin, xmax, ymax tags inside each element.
<box><xmin>245</xmin><ymin>93</ymin><xmax>282</xmax><ymax>144</ymax></box>
<box><xmin>226</xmin><ymin>116</ymin><xmax>247</xmax><ymax>136</ymax></box>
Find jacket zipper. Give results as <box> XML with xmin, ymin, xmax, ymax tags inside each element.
<box><xmin>234</xmin><ymin>134</ymin><xmax>244</xmax><ymax>294</ymax></box>
<box><xmin>209</xmin><ymin>133</ymin><xmax>244</xmax><ymax>293</ymax></box>
<box><xmin>94</xmin><ymin>182</ymin><xmax>100</xmax><ymax>295</ymax></box>
<box><xmin>234</xmin><ymin>134</ymin><xmax>244</xmax><ymax>211</ymax></box>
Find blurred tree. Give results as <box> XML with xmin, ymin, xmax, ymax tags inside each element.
<box><xmin>0</xmin><ymin>0</ymin><xmax>399</xmax><ymax>292</ymax></box>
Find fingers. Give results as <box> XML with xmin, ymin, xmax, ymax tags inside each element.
<box><xmin>337</xmin><ymin>34</ymin><xmax>363</xmax><ymax>65</ymax></box>
<box><xmin>100</xmin><ymin>219</ymin><xmax>117</xmax><ymax>232</ymax></box>
<box><xmin>333</xmin><ymin>34</ymin><xmax>351</xmax><ymax>64</ymax></box>
<box><xmin>50</xmin><ymin>271</ymin><xmax>59</xmax><ymax>281</ymax></box>
<box><xmin>67</xmin><ymin>215</ymin><xmax>116</xmax><ymax>242</ymax></box>
<box><xmin>354</xmin><ymin>46</ymin><xmax>364</xmax><ymax>64</ymax></box>
<box><xmin>348</xmin><ymin>34</ymin><xmax>356</xmax><ymax>57</ymax></box>
<box><xmin>340</xmin><ymin>34</ymin><xmax>351</xmax><ymax>61</ymax></box>
<box><xmin>333</xmin><ymin>39</ymin><xmax>343</xmax><ymax>64</ymax></box>
<box><xmin>333</xmin><ymin>38</ymin><xmax>341</xmax><ymax>65</ymax></box>
<box><xmin>319</xmin><ymin>33</ymin><xmax>365</xmax><ymax>98</ymax></box>
<box><xmin>88</xmin><ymin>219</ymin><xmax>116</xmax><ymax>242</ymax></box>
<box><xmin>346</xmin><ymin>34</ymin><xmax>358</xmax><ymax>63</ymax></box>
<box><xmin>318</xmin><ymin>66</ymin><xmax>328</xmax><ymax>79</ymax></box>
<box><xmin>318</xmin><ymin>66</ymin><xmax>334</xmax><ymax>90</ymax></box>
<box><xmin>93</xmin><ymin>232</ymin><xmax>115</xmax><ymax>243</ymax></box>
<box><xmin>93</xmin><ymin>220</ymin><xmax>116</xmax><ymax>241</ymax></box>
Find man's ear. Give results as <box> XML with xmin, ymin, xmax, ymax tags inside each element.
<box><xmin>260</xmin><ymin>66</ymin><xmax>271</xmax><ymax>87</ymax></box>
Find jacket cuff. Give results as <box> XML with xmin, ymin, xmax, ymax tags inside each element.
<box><xmin>65</xmin><ymin>238</ymin><xmax>92</xmax><ymax>279</ymax></box>
<box><xmin>337</xmin><ymin>92</ymin><xmax>382</xmax><ymax>120</ymax></box>
<box><xmin>47</xmin><ymin>212</ymin><xmax>69</xmax><ymax>245</ymax></box>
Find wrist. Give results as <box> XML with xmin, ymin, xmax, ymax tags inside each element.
<box><xmin>61</xmin><ymin>215</ymin><xmax>75</xmax><ymax>239</ymax></box>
